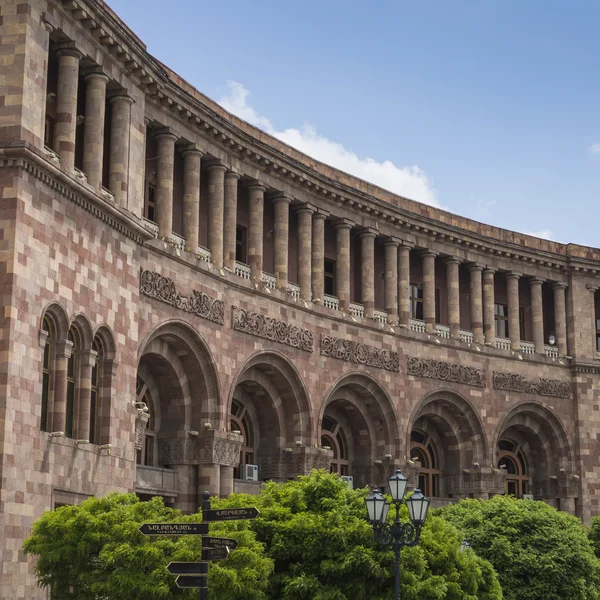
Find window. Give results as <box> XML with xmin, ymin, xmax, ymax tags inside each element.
<box><xmin>495</xmin><ymin>304</ymin><xmax>525</xmax><ymax>340</ymax></box>
<box><xmin>596</xmin><ymin>319</ymin><xmax>600</xmax><ymax>353</ymax></box>
<box><xmin>410</xmin><ymin>284</ymin><xmax>423</xmax><ymax>320</ymax></box>
<box><xmin>321</xmin><ymin>416</ymin><xmax>349</xmax><ymax>476</ymax></box>
<box><xmin>231</xmin><ymin>399</ymin><xmax>255</xmax><ymax>479</ymax></box>
<box><xmin>89</xmin><ymin>339</ymin><xmax>102</xmax><ymax>444</ymax></box>
<box><xmin>44</xmin><ymin>116</ymin><xmax>55</xmax><ymax>150</ymax></box>
<box><xmin>136</xmin><ymin>377</ymin><xmax>155</xmax><ymax>466</ymax></box>
<box><xmin>324</xmin><ymin>259</ymin><xmax>336</xmax><ymax>296</ymax></box>
<box><xmin>236</xmin><ymin>226</ymin><xmax>247</xmax><ymax>263</ymax></box>
<box><xmin>41</xmin><ymin>317</ymin><xmax>53</xmax><ymax>432</ymax></box>
<box><xmin>410</xmin><ymin>430</ymin><xmax>440</xmax><ymax>497</ymax></box>
<box><xmin>145</xmin><ymin>182</ymin><xmax>156</xmax><ymax>222</ymax></box>
<box><xmin>498</xmin><ymin>439</ymin><xmax>529</xmax><ymax>498</ymax></box>
<box><xmin>66</xmin><ymin>328</ymin><xmax>79</xmax><ymax>439</ymax></box>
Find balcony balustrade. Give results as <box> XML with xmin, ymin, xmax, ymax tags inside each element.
<box><xmin>373</xmin><ymin>309</ymin><xmax>388</xmax><ymax>324</ymax></box>
<box><xmin>459</xmin><ymin>329</ymin><xmax>474</xmax><ymax>344</ymax></box>
<box><xmin>288</xmin><ymin>282</ymin><xmax>301</xmax><ymax>300</ymax></box>
<box><xmin>235</xmin><ymin>261</ymin><xmax>251</xmax><ymax>279</ymax></box>
<box><xmin>435</xmin><ymin>324</ymin><xmax>450</xmax><ymax>338</ymax></box>
<box><xmin>495</xmin><ymin>337</ymin><xmax>512</xmax><ymax>351</ymax></box>
<box><xmin>545</xmin><ymin>345</ymin><xmax>559</xmax><ymax>358</ymax></box>
<box><xmin>520</xmin><ymin>341</ymin><xmax>535</xmax><ymax>355</ymax></box>
<box><xmin>324</xmin><ymin>294</ymin><xmax>340</xmax><ymax>310</ymax></box>
<box><xmin>349</xmin><ymin>302</ymin><xmax>365</xmax><ymax>319</ymax></box>
<box><xmin>135</xmin><ymin>465</ymin><xmax>178</xmax><ymax>495</ymax></box>
<box><xmin>262</xmin><ymin>272</ymin><xmax>277</xmax><ymax>289</ymax></box>
<box><xmin>410</xmin><ymin>319</ymin><xmax>426</xmax><ymax>333</ymax></box>
<box><xmin>197</xmin><ymin>245</ymin><xmax>211</xmax><ymax>263</ymax></box>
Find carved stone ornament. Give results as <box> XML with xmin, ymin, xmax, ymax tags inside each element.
<box><xmin>493</xmin><ymin>371</ymin><xmax>570</xmax><ymax>399</ymax></box>
<box><xmin>321</xmin><ymin>335</ymin><xmax>400</xmax><ymax>372</ymax></box>
<box><xmin>158</xmin><ymin>432</ymin><xmax>242</xmax><ymax>466</ymax></box>
<box><xmin>134</xmin><ymin>409</ymin><xmax>150</xmax><ymax>450</ymax></box>
<box><xmin>232</xmin><ymin>307</ymin><xmax>314</xmax><ymax>352</ymax></box>
<box><xmin>407</xmin><ymin>356</ymin><xmax>484</xmax><ymax>387</ymax></box>
<box><xmin>140</xmin><ymin>268</ymin><xmax>224</xmax><ymax>325</ymax></box>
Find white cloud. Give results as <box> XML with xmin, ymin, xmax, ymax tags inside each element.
<box><xmin>218</xmin><ymin>81</ymin><xmax>439</xmax><ymax>207</ymax></box>
<box><xmin>588</xmin><ymin>143</ymin><xmax>600</xmax><ymax>154</ymax></box>
<box><xmin>520</xmin><ymin>229</ymin><xmax>554</xmax><ymax>240</ymax></box>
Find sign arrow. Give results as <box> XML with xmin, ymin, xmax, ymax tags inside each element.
<box><xmin>202</xmin><ymin>546</ymin><xmax>229</xmax><ymax>561</ymax></box>
<box><xmin>202</xmin><ymin>507</ymin><xmax>260</xmax><ymax>522</ymax></box>
<box><xmin>167</xmin><ymin>562</ymin><xmax>208</xmax><ymax>575</ymax></box>
<box><xmin>202</xmin><ymin>536</ymin><xmax>238</xmax><ymax>550</ymax></box>
<box><xmin>176</xmin><ymin>575</ymin><xmax>208</xmax><ymax>589</ymax></box>
<box><xmin>139</xmin><ymin>523</ymin><xmax>208</xmax><ymax>536</ymax></box>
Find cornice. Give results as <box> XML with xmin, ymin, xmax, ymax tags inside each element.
<box><xmin>0</xmin><ymin>144</ymin><xmax>153</xmax><ymax>245</ymax></box>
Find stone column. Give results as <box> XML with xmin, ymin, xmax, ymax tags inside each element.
<box><xmin>470</xmin><ymin>265</ymin><xmax>484</xmax><ymax>344</ymax></box>
<box><xmin>220</xmin><ymin>466</ymin><xmax>234</xmax><ymax>497</ymax></box>
<box><xmin>248</xmin><ymin>183</ymin><xmax>265</xmax><ymax>281</ymax></box>
<box><xmin>273</xmin><ymin>193</ymin><xmax>291</xmax><ymax>290</ymax></box>
<box><xmin>297</xmin><ymin>204</ymin><xmax>313</xmax><ymax>300</ymax></box>
<box><xmin>311</xmin><ymin>212</ymin><xmax>327</xmax><ymax>303</ymax></box>
<box><xmin>77</xmin><ymin>348</ymin><xmax>97</xmax><ymax>441</ymax></box>
<box><xmin>553</xmin><ymin>283</ymin><xmax>568</xmax><ymax>357</ymax></box>
<box><xmin>182</xmin><ymin>145</ymin><xmax>203</xmax><ymax>252</ymax></box>
<box><xmin>40</xmin><ymin>21</ymin><xmax>54</xmax><ymax>147</ymax></box>
<box><xmin>530</xmin><ymin>277</ymin><xmax>545</xmax><ymax>354</ymax></box>
<box><xmin>506</xmin><ymin>272</ymin><xmax>521</xmax><ymax>351</ymax></box>
<box><xmin>445</xmin><ymin>258</ymin><xmax>460</xmax><ymax>339</ymax></box>
<box><xmin>422</xmin><ymin>251</ymin><xmax>437</xmax><ymax>333</ymax></box>
<box><xmin>483</xmin><ymin>268</ymin><xmax>496</xmax><ymax>346</ymax></box>
<box><xmin>109</xmin><ymin>94</ymin><xmax>134</xmax><ymax>207</ymax></box>
<box><xmin>335</xmin><ymin>220</ymin><xmax>352</xmax><ymax>312</ymax></box>
<box><xmin>360</xmin><ymin>228</ymin><xmax>377</xmax><ymax>318</ymax></box>
<box><xmin>207</xmin><ymin>164</ymin><xmax>226</xmax><ymax>268</ymax></box>
<box><xmin>223</xmin><ymin>171</ymin><xmax>240</xmax><ymax>270</ymax></box>
<box><xmin>54</xmin><ymin>47</ymin><xmax>82</xmax><ymax>173</ymax></box>
<box><xmin>398</xmin><ymin>245</ymin><xmax>411</xmax><ymax>327</ymax></box>
<box><xmin>154</xmin><ymin>130</ymin><xmax>177</xmax><ymax>240</ymax></box>
<box><xmin>82</xmin><ymin>72</ymin><xmax>109</xmax><ymax>191</ymax></box>
<box><xmin>50</xmin><ymin>338</ymin><xmax>73</xmax><ymax>433</ymax></box>
<box><xmin>384</xmin><ymin>238</ymin><xmax>399</xmax><ymax>325</ymax></box>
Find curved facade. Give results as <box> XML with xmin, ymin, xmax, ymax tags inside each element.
<box><xmin>2</xmin><ymin>1</ymin><xmax>600</xmax><ymax>596</ymax></box>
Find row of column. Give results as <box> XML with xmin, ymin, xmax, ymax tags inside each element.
<box><xmin>52</xmin><ymin>46</ymin><xmax>133</xmax><ymax>206</ymax></box>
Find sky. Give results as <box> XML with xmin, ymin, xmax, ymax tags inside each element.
<box><xmin>108</xmin><ymin>0</ymin><xmax>600</xmax><ymax>247</ymax></box>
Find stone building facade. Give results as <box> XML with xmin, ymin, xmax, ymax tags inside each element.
<box><xmin>1</xmin><ymin>0</ymin><xmax>600</xmax><ymax>596</ymax></box>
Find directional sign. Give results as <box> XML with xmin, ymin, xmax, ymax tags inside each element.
<box><xmin>202</xmin><ymin>507</ymin><xmax>260</xmax><ymax>522</ymax></box>
<box><xmin>202</xmin><ymin>536</ymin><xmax>238</xmax><ymax>550</ymax></box>
<box><xmin>167</xmin><ymin>562</ymin><xmax>208</xmax><ymax>575</ymax></box>
<box><xmin>202</xmin><ymin>546</ymin><xmax>230</xmax><ymax>561</ymax></box>
<box><xmin>139</xmin><ymin>523</ymin><xmax>208</xmax><ymax>536</ymax></box>
<box><xmin>176</xmin><ymin>575</ymin><xmax>207</xmax><ymax>589</ymax></box>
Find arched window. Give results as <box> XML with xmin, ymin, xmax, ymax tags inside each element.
<box><xmin>321</xmin><ymin>416</ymin><xmax>349</xmax><ymax>476</ymax></box>
<box><xmin>66</xmin><ymin>328</ymin><xmax>79</xmax><ymax>438</ymax></box>
<box><xmin>231</xmin><ymin>399</ymin><xmax>254</xmax><ymax>479</ymax></box>
<box><xmin>136</xmin><ymin>377</ymin><xmax>155</xmax><ymax>466</ymax></box>
<box><xmin>410</xmin><ymin>430</ymin><xmax>440</xmax><ymax>497</ymax></box>
<box><xmin>89</xmin><ymin>339</ymin><xmax>102</xmax><ymax>444</ymax></box>
<box><xmin>498</xmin><ymin>438</ymin><xmax>529</xmax><ymax>498</ymax></box>
<box><xmin>41</xmin><ymin>316</ymin><xmax>53</xmax><ymax>432</ymax></box>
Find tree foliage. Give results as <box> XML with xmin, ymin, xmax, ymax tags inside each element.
<box><xmin>212</xmin><ymin>470</ymin><xmax>502</xmax><ymax>600</ymax></box>
<box><xmin>439</xmin><ymin>495</ymin><xmax>600</xmax><ymax>600</ymax></box>
<box><xmin>22</xmin><ymin>493</ymin><xmax>272</xmax><ymax>599</ymax></box>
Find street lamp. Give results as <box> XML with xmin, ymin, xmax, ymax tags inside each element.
<box><xmin>365</xmin><ymin>468</ymin><xmax>431</xmax><ymax>600</ymax></box>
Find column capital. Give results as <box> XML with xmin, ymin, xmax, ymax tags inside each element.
<box><xmin>56</xmin><ymin>45</ymin><xmax>83</xmax><ymax>60</ymax></box>
<box><xmin>294</xmin><ymin>202</ymin><xmax>316</xmax><ymax>214</ymax></box>
<box><xmin>586</xmin><ymin>284</ymin><xmax>599</xmax><ymax>292</ymax></box>
<box><xmin>56</xmin><ymin>339</ymin><xmax>74</xmax><ymax>359</ymax></box>
<box><xmin>483</xmin><ymin>266</ymin><xmax>497</xmax><ymax>275</ymax></box>
<box><xmin>383</xmin><ymin>236</ymin><xmax>401</xmax><ymax>248</ymax></box>
<box><xmin>505</xmin><ymin>271</ymin><xmax>522</xmax><ymax>280</ymax></box>
<box><xmin>81</xmin><ymin>348</ymin><xmax>99</xmax><ymax>368</ymax></box>
<box><xmin>271</xmin><ymin>192</ymin><xmax>293</xmax><ymax>204</ymax></box>
<box><xmin>225</xmin><ymin>170</ymin><xmax>241</xmax><ymax>181</ymax></box>
<box><xmin>334</xmin><ymin>217</ymin><xmax>354</xmax><ymax>230</ymax></box>
<box><xmin>468</xmin><ymin>263</ymin><xmax>484</xmax><ymax>273</ymax></box>
<box><xmin>206</xmin><ymin>161</ymin><xmax>227</xmax><ymax>173</ymax></box>
<box><xmin>247</xmin><ymin>181</ymin><xmax>266</xmax><ymax>192</ymax></box>
<box><xmin>421</xmin><ymin>249</ymin><xmax>438</xmax><ymax>258</ymax></box>
<box><xmin>359</xmin><ymin>227</ymin><xmax>378</xmax><ymax>239</ymax></box>
<box><xmin>83</xmin><ymin>71</ymin><xmax>109</xmax><ymax>84</ymax></box>
<box><xmin>109</xmin><ymin>93</ymin><xmax>135</xmax><ymax>106</ymax></box>
<box><xmin>552</xmin><ymin>282</ymin><xmax>568</xmax><ymax>290</ymax></box>
<box><xmin>529</xmin><ymin>276</ymin><xmax>545</xmax><ymax>285</ymax></box>
<box><xmin>313</xmin><ymin>209</ymin><xmax>329</xmax><ymax>221</ymax></box>
<box><xmin>181</xmin><ymin>143</ymin><xmax>204</xmax><ymax>158</ymax></box>
<box><xmin>154</xmin><ymin>127</ymin><xmax>178</xmax><ymax>142</ymax></box>
<box><xmin>443</xmin><ymin>256</ymin><xmax>461</xmax><ymax>266</ymax></box>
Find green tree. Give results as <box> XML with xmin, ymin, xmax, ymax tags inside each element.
<box><xmin>23</xmin><ymin>493</ymin><xmax>272</xmax><ymax>600</ymax></box>
<box><xmin>588</xmin><ymin>517</ymin><xmax>600</xmax><ymax>559</ymax></box>
<box><xmin>211</xmin><ymin>470</ymin><xmax>502</xmax><ymax>600</ymax></box>
<box><xmin>439</xmin><ymin>495</ymin><xmax>600</xmax><ymax>600</ymax></box>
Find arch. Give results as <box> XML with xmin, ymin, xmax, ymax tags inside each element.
<box><xmin>93</xmin><ymin>324</ymin><xmax>117</xmax><ymax>361</ymax></box>
<box><xmin>40</xmin><ymin>302</ymin><xmax>69</xmax><ymax>341</ymax></box>
<box><xmin>138</xmin><ymin>320</ymin><xmax>221</xmax><ymax>427</ymax></box>
<box><xmin>493</xmin><ymin>401</ymin><xmax>573</xmax><ymax>474</ymax></box>
<box><xmin>70</xmin><ymin>313</ymin><xmax>94</xmax><ymax>350</ymax></box>
<box><xmin>407</xmin><ymin>389</ymin><xmax>488</xmax><ymax>468</ymax></box>
<box><xmin>227</xmin><ymin>350</ymin><xmax>312</xmax><ymax>446</ymax></box>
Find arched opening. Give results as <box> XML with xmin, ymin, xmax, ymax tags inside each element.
<box><xmin>136</xmin><ymin>374</ymin><xmax>158</xmax><ymax>466</ymax></box>
<box><xmin>498</xmin><ymin>438</ymin><xmax>529</xmax><ymax>497</ymax></box>
<box><xmin>230</xmin><ymin>399</ymin><xmax>255</xmax><ymax>479</ymax></box>
<box><xmin>41</xmin><ymin>316</ymin><xmax>54</xmax><ymax>432</ymax></box>
<box><xmin>410</xmin><ymin>430</ymin><xmax>440</xmax><ymax>497</ymax></box>
<box><xmin>320</xmin><ymin>374</ymin><xmax>399</xmax><ymax>490</ymax></box>
<box><xmin>66</xmin><ymin>327</ymin><xmax>79</xmax><ymax>439</ymax></box>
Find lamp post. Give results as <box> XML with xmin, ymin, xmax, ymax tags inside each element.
<box><xmin>365</xmin><ymin>468</ymin><xmax>431</xmax><ymax>600</ymax></box>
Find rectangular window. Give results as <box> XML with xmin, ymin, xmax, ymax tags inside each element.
<box><xmin>44</xmin><ymin>117</ymin><xmax>55</xmax><ymax>150</ymax></box>
<box><xmin>519</xmin><ymin>307</ymin><xmax>525</xmax><ymax>341</ymax></box>
<box><xmin>596</xmin><ymin>319</ymin><xmax>600</xmax><ymax>352</ymax></box>
<box><xmin>145</xmin><ymin>183</ymin><xmax>156</xmax><ymax>222</ymax></box>
<box><xmin>236</xmin><ymin>226</ymin><xmax>247</xmax><ymax>263</ymax></box>
<box><xmin>324</xmin><ymin>259</ymin><xmax>336</xmax><ymax>296</ymax></box>
<box><xmin>495</xmin><ymin>304</ymin><xmax>509</xmax><ymax>338</ymax></box>
<box><xmin>410</xmin><ymin>284</ymin><xmax>424</xmax><ymax>320</ymax></box>
<box><xmin>435</xmin><ymin>289</ymin><xmax>441</xmax><ymax>324</ymax></box>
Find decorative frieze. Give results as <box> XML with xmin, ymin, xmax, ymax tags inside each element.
<box><xmin>232</xmin><ymin>307</ymin><xmax>314</xmax><ymax>352</ymax></box>
<box><xmin>140</xmin><ymin>268</ymin><xmax>224</xmax><ymax>325</ymax></box>
<box><xmin>158</xmin><ymin>433</ymin><xmax>242</xmax><ymax>466</ymax></box>
<box><xmin>492</xmin><ymin>372</ymin><xmax>570</xmax><ymax>399</ymax></box>
<box><xmin>407</xmin><ymin>356</ymin><xmax>485</xmax><ymax>387</ymax></box>
<box><xmin>321</xmin><ymin>335</ymin><xmax>399</xmax><ymax>372</ymax></box>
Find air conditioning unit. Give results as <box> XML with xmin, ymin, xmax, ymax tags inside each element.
<box><xmin>341</xmin><ymin>475</ymin><xmax>354</xmax><ymax>490</ymax></box>
<box><xmin>522</xmin><ymin>494</ymin><xmax>534</xmax><ymax>501</ymax></box>
<box><xmin>244</xmin><ymin>464</ymin><xmax>259</xmax><ymax>482</ymax></box>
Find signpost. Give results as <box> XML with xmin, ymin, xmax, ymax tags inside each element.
<box><xmin>140</xmin><ymin>490</ymin><xmax>259</xmax><ymax>598</ymax></box>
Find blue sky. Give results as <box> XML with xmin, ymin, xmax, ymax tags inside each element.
<box><xmin>108</xmin><ymin>0</ymin><xmax>600</xmax><ymax>246</ymax></box>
